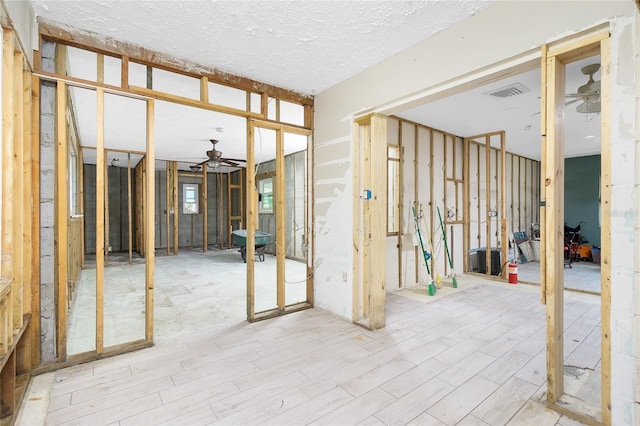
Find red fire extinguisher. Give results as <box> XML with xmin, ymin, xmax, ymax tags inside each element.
<box><xmin>508</xmin><ymin>261</ymin><xmax>518</xmax><ymax>284</ymax></box>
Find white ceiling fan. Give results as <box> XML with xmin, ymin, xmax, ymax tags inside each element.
<box><xmin>565</xmin><ymin>63</ymin><xmax>601</xmax><ymax>114</ymax></box>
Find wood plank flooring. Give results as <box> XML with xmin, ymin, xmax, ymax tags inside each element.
<box><xmin>27</xmin><ymin>276</ymin><xmax>599</xmax><ymax>425</ymax></box>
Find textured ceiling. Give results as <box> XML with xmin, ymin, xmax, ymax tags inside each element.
<box><xmin>30</xmin><ymin>0</ymin><xmax>495</xmax><ymax>95</ymax></box>
<box><xmin>28</xmin><ymin>1</ymin><xmax>600</xmax><ymax>166</ymax></box>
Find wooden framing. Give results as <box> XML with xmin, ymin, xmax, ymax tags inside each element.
<box><xmin>599</xmin><ymin>36</ymin><xmax>612</xmax><ymax>426</ymax></box>
<box><xmin>247</xmin><ymin>120</ymin><xmax>312</xmax><ymax>321</ymax></box>
<box><xmin>166</xmin><ymin>161</ymin><xmax>177</xmax><ymax>255</ymax></box>
<box><xmin>499</xmin><ymin>131</ymin><xmax>508</xmax><ymax>278</ymax></box>
<box><xmin>276</xmin><ymin>130</ymin><xmax>285</xmax><ymax>311</ymax></box>
<box><xmin>245</xmin><ymin>122</ymin><xmax>256</xmax><ymax>322</ymax></box>
<box><xmin>352</xmin><ymin>113</ymin><xmax>387</xmax><ymax>329</ymax></box>
<box><xmin>104</xmin><ymin>148</ymin><xmax>109</xmax><ymax>265</ymax></box>
<box><xmin>2</xmin><ymin>28</ymin><xmax>15</xmax><ymax>353</ymax></box>
<box><xmin>144</xmin><ymin>99</ymin><xmax>155</xmax><ymax>342</ymax></box>
<box><xmin>95</xmin><ymin>88</ymin><xmax>105</xmax><ymax>354</ymax></box>
<box><xmin>55</xmin><ymin>79</ymin><xmax>68</xmax><ymax>361</ymax></box>
<box><xmin>30</xmin><ymin>74</ymin><xmax>41</xmax><ymax>368</ymax></box>
<box><xmin>541</xmin><ymin>30</ymin><xmax>610</xmax><ymax>425</ymax></box>
<box><xmin>462</xmin><ymin>138</ymin><xmax>470</xmax><ymax>273</ymax></box>
<box><xmin>351</xmin><ymin>120</ymin><xmax>361</xmax><ymax>321</ymax></box>
<box><xmin>544</xmin><ymin>50</ymin><xmax>568</xmax><ymax>409</ymax></box>
<box><xmin>21</xmin><ymin>11</ymin><xmax>318</xmax><ymax>384</ymax></box>
<box><xmin>202</xmin><ymin>165</ymin><xmax>208</xmax><ymax>251</ymax></box>
<box><xmin>0</xmin><ymin>26</ymin><xmax>36</xmax><ymax>422</ymax></box>
<box><xmin>127</xmin><ymin>154</ymin><xmax>132</xmax><ymax>263</ymax></box>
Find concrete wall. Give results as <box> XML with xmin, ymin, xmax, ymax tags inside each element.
<box><xmin>565</xmin><ymin>155</ymin><xmax>601</xmax><ymax>247</ymax></box>
<box><xmin>83</xmin><ymin>165</ymin><xmax>137</xmax><ymax>254</ymax></box>
<box><xmin>313</xmin><ymin>1</ymin><xmax>638</xmax><ymax>423</ymax></box>
<box><xmin>39</xmin><ymin>42</ymin><xmax>56</xmax><ymax>362</ymax></box>
<box><xmin>153</xmin><ymin>169</ymin><xmax>230</xmax><ymax>250</ymax></box>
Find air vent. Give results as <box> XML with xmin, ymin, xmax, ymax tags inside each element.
<box><xmin>483</xmin><ymin>83</ymin><xmax>531</xmax><ymax>98</ymax></box>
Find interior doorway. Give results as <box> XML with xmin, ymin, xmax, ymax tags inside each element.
<box><xmin>356</xmin><ymin>26</ymin><xmax>611</xmax><ymax>426</ymax></box>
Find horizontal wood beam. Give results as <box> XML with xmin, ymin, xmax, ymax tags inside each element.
<box><xmin>38</xmin><ymin>19</ymin><xmax>313</xmax><ymax>106</ymax></box>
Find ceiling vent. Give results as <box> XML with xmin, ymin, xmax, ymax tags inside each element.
<box><xmin>483</xmin><ymin>83</ymin><xmax>531</xmax><ymax>98</ymax></box>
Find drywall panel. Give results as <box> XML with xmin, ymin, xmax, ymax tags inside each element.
<box><xmin>2</xmin><ymin>0</ymin><xmax>36</xmax><ymax>67</ymax></box>
<box><xmin>607</xmin><ymin>14</ymin><xmax>638</xmax><ymax>425</ymax></box>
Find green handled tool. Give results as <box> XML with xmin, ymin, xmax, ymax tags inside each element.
<box><xmin>412</xmin><ymin>205</ymin><xmax>435</xmax><ymax>296</ymax></box>
<box><xmin>437</xmin><ymin>206</ymin><xmax>458</xmax><ymax>289</ymax></box>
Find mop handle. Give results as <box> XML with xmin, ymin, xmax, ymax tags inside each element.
<box><xmin>412</xmin><ymin>205</ymin><xmax>431</xmax><ymax>275</ymax></box>
<box><xmin>437</xmin><ymin>207</ymin><xmax>454</xmax><ymax>269</ymax></box>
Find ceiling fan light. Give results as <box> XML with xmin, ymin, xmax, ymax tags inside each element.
<box><xmin>576</xmin><ymin>99</ymin><xmax>601</xmax><ymax>114</ymax></box>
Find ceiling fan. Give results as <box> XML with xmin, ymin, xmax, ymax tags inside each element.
<box><xmin>197</xmin><ymin>139</ymin><xmax>246</xmax><ymax>169</ymax></box>
<box><xmin>565</xmin><ymin>63</ymin><xmax>601</xmax><ymax>114</ymax></box>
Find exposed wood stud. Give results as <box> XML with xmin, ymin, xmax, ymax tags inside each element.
<box><xmin>429</xmin><ymin>130</ymin><xmax>435</xmax><ymax>276</ymax></box>
<box><xmin>246</xmin><ymin>121</ymin><xmax>256</xmax><ymax>321</ymax></box>
<box><xmin>362</xmin><ymin>123</ymin><xmax>370</xmax><ymax>320</ymax></box>
<box><xmin>544</xmin><ymin>55</ymin><xmax>564</xmax><ymax>405</ymax></box>
<box><xmin>599</xmin><ymin>36</ymin><xmax>611</xmax><ymax>426</ymax></box>
<box><xmin>30</xmin><ymin>75</ymin><xmax>42</xmax><ymax>367</ymax></box>
<box><xmin>463</xmin><ymin>138</ymin><xmax>470</xmax><ymax>273</ymax></box>
<box><xmin>485</xmin><ymin>135</ymin><xmax>491</xmax><ymax>277</ymax></box>
<box><xmin>55</xmin><ymin>79</ymin><xmax>68</xmax><ymax>360</ymax></box>
<box><xmin>202</xmin><ymin>165</ymin><xmax>208</xmax><ymax>252</ymax></box>
<box><xmin>276</xmin><ymin>127</ymin><xmax>285</xmax><ymax>311</ymax></box>
<box><xmin>128</xmin><ymin>154</ymin><xmax>132</xmax><ymax>263</ymax></box>
<box><xmin>368</xmin><ymin>114</ymin><xmax>387</xmax><ymax>330</ymax></box>
<box><xmin>95</xmin><ymin>88</ymin><xmax>105</xmax><ymax>354</ymax></box>
<box><xmin>104</xmin><ymin>148</ymin><xmax>109</xmax><ymax>266</ymax></box>
<box><xmin>200</xmin><ymin>76</ymin><xmax>209</xmax><ymax>103</ymax></box>
<box><xmin>352</xmin><ymin>120</ymin><xmax>361</xmax><ymax>321</ymax></box>
<box><xmin>2</xmin><ymin>29</ymin><xmax>16</xmax><ymax>354</ymax></box>
<box><xmin>121</xmin><ymin>55</ymin><xmax>129</xmax><ymax>89</ymax></box>
<box><xmin>96</xmin><ymin>53</ymin><xmax>104</xmax><ymax>84</ymax></box>
<box><xmin>397</xmin><ymin>122</ymin><xmax>403</xmax><ymax>288</ymax></box>
<box><xmin>414</xmin><ymin>125</ymin><xmax>419</xmax><ymax>285</ymax></box>
<box><xmin>145</xmin><ymin>99</ymin><xmax>155</xmax><ymax>342</ymax></box>
<box><xmin>500</xmin><ymin>131</ymin><xmax>508</xmax><ymax>278</ymax></box>
<box><xmin>13</xmin><ymin>50</ymin><xmax>25</xmax><ymax>332</ymax></box>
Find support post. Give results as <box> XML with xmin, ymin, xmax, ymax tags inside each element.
<box><xmin>544</xmin><ymin>55</ymin><xmax>565</xmax><ymax>405</ymax></box>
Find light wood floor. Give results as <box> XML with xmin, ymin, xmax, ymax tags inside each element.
<box><xmin>24</xmin><ymin>276</ymin><xmax>598</xmax><ymax>425</ymax></box>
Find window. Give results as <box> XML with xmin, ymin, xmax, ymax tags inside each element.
<box><xmin>259</xmin><ymin>177</ymin><xmax>274</xmax><ymax>213</ymax></box>
<box><xmin>387</xmin><ymin>146</ymin><xmax>400</xmax><ymax>234</ymax></box>
<box><xmin>183</xmin><ymin>183</ymin><xmax>199</xmax><ymax>214</ymax></box>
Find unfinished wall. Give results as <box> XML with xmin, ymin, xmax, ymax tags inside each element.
<box><xmin>314</xmin><ymin>2</ymin><xmax>637</xmax><ymax>423</ymax></box>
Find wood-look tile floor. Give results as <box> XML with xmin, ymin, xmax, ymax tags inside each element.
<box><xmin>26</xmin><ymin>276</ymin><xmax>598</xmax><ymax>425</ymax></box>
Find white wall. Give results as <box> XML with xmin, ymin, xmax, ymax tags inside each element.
<box><xmin>313</xmin><ymin>1</ymin><xmax>638</xmax><ymax>423</ymax></box>
<box><xmin>608</xmin><ymin>11</ymin><xmax>639</xmax><ymax>425</ymax></box>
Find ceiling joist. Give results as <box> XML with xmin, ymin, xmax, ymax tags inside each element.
<box><xmin>38</xmin><ymin>18</ymin><xmax>313</xmax><ymax>106</ymax></box>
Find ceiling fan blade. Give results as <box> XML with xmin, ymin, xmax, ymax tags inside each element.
<box><xmin>222</xmin><ymin>158</ymin><xmax>246</xmax><ymax>163</ymax></box>
<box><xmin>221</xmin><ymin>159</ymin><xmax>239</xmax><ymax>166</ymax></box>
<box><xmin>565</xmin><ymin>99</ymin><xmax>580</xmax><ymax>106</ymax></box>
